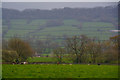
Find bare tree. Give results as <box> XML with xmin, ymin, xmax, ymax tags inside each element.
<box><xmin>65</xmin><ymin>35</ymin><xmax>88</xmax><ymax>63</ymax></box>
<box><xmin>36</xmin><ymin>40</ymin><xmax>45</xmax><ymax>54</ymax></box>
<box><xmin>53</xmin><ymin>47</ymin><xmax>65</xmax><ymax>63</ymax></box>
<box><xmin>86</xmin><ymin>40</ymin><xmax>102</xmax><ymax>63</ymax></box>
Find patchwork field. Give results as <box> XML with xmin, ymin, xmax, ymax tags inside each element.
<box><xmin>2</xmin><ymin>64</ymin><xmax>118</xmax><ymax>78</ymax></box>
<box><xmin>3</xmin><ymin>19</ymin><xmax>116</xmax><ymax>41</ymax></box>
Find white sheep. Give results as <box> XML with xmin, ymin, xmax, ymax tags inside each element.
<box><xmin>21</xmin><ymin>62</ymin><xmax>28</xmax><ymax>64</ymax></box>
<box><xmin>69</xmin><ymin>64</ymin><xmax>72</xmax><ymax>65</ymax></box>
<box><xmin>88</xmin><ymin>64</ymin><xmax>90</xmax><ymax>65</ymax></box>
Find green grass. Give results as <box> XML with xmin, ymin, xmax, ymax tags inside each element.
<box><xmin>41</xmin><ymin>26</ymin><xmax>79</xmax><ymax>31</ymax></box>
<box><xmin>82</xmin><ymin>22</ymin><xmax>114</xmax><ymax>27</ymax></box>
<box><xmin>2</xmin><ymin>64</ymin><xmax>118</xmax><ymax>78</ymax></box>
<box><xmin>29</xmin><ymin>19</ymin><xmax>47</xmax><ymax>25</ymax></box>
<box><xmin>5</xmin><ymin>30</ymin><xmax>33</xmax><ymax>37</ymax></box>
<box><xmin>27</xmin><ymin>57</ymin><xmax>73</xmax><ymax>63</ymax></box>
<box><xmin>63</xmin><ymin>19</ymin><xmax>80</xmax><ymax>26</ymax></box>
<box><xmin>27</xmin><ymin>57</ymin><xmax>57</xmax><ymax>63</ymax></box>
<box><xmin>41</xmin><ymin>54</ymin><xmax>51</xmax><ymax>56</ymax></box>
<box><xmin>32</xmin><ymin>26</ymin><xmax>81</xmax><ymax>36</ymax></box>
<box><xmin>11</xmin><ymin>25</ymin><xmax>40</xmax><ymax>30</ymax></box>
<box><xmin>10</xmin><ymin>19</ymin><xmax>28</xmax><ymax>25</ymax></box>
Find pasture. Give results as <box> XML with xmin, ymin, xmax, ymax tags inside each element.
<box><xmin>2</xmin><ymin>64</ymin><xmax>118</xmax><ymax>78</ymax></box>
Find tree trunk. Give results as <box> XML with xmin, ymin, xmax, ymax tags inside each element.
<box><xmin>76</xmin><ymin>56</ymin><xmax>79</xmax><ymax>64</ymax></box>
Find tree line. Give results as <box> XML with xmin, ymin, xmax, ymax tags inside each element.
<box><xmin>2</xmin><ymin>35</ymin><xmax>119</xmax><ymax>64</ymax></box>
<box><xmin>53</xmin><ymin>35</ymin><xmax>119</xmax><ymax>64</ymax></box>
<box><xmin>3</xmin><ymin>6</ymin><xmax>117</xmax><ymax>24</ymax></box>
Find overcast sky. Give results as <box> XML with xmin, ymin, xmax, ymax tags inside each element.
<box><xmin>2</xmin><ymin>2</ymin><xmax>118</xmax><ymax>11</ymax></box>
<box><xmin>1</xmin><ymin>0</ymin><xmax>119</xmax><ymax>2</ymax></box>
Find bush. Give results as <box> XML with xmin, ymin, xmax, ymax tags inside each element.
<box><xmin>2</xmin><ymin>50</ymin><xmax>18</xmax><ymax>63</ymax></box>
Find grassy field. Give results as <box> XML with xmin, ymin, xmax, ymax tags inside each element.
<box><xmin>27</xmin><ymin>57</ymin><xmax>57</xmax><ymax>63</ymax></box>
<box><xmin>2</xmin><ymin>64</ymin><xmax>118</xmax><ymax>78</ymax></box>
<box><xmin>3</xmin><ymin>19</ymin><xmax>116</xmax><ymax>41</ymax></box>
<box><xmin>27</xmin><ymin>57</ymin><xmax>73</xmax><ymax>63</ymax></box>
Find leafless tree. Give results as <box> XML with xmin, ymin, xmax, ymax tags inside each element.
<box><xmin>65</xmin><ymin>35</ymin><xmax>88</xmax><ymax>63</ymax></box>
<box><xmin>53</xmin><ymin>47</ymin><xmax>65</xmax><ymax>63</ymax></box>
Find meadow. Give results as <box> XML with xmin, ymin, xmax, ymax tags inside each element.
<box><xmin>2</xmin><ymin>64</ymin><xmax>118</xmax><ymax>78</ymax></box>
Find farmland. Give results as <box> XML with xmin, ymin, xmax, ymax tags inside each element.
<box><xmin>2</xmin><ymin>19</ymin><xmax>118</xmax><ymax>78</ymax></box>
<box><xmin>2</xmin><ymin>6</ymin><xmax>119</xmax><ymax>79</ymax></box>
<box><xmin>2</xmin><ymin>64</ymin><xmax>118</xmax><ymax>78</ymax></box>
<box><xmin>3</xmin><ymin>19</ymin><xmax>116</xmax><ymax>41</ymax></box>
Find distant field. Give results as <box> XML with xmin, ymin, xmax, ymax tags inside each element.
<box><xmin>27</xmin><ymin>57</ymin><xmax>57</xmax><ymax>63</ymax></box>
<box><xmin>27</xmin><ymin>57</ymin><xmax>73</xmax><ymax>63</ymax></box>
<box><xmin>2</xmin><ymin>64</ymin><xmax>118</xmax><ymax>78</ymax></box>
<box><xmin>3</xmin><ymin>19</ymin><xmax>116</xmax><ymax>41</ymax></box>
<box><xmin>32</xmin><ymin>26</ymin><xmax>81</xmax><ymax>36</ymax></box>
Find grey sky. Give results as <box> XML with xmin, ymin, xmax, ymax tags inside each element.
<box><xmin>2</xmin><ymin>2</ymin><xmax>118</xmax><ymax>11</ymax></box>
<box><xmin>1</xmin><ymin>0</ymin><xmax>119</xmax><ymax>2</ymax></box>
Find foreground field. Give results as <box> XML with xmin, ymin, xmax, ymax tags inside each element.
<box><xmin>2</xmin><ymin>64</ymin><xmax>118</xmax><ymax>78</ymax></box>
